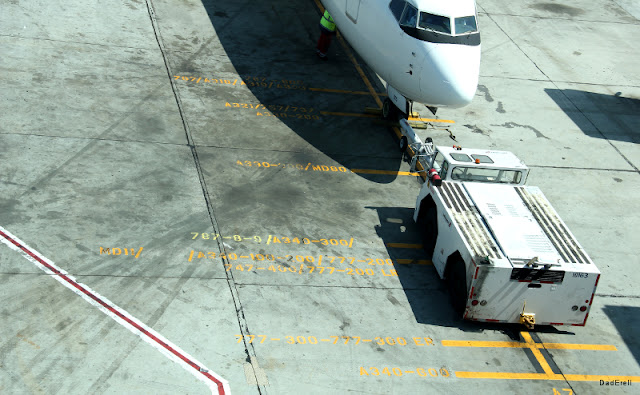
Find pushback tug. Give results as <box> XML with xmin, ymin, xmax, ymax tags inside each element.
<box><xmin>398</xmin><ymin>120</ymin><xmax>600</xmax><ymax>328</ymax></box>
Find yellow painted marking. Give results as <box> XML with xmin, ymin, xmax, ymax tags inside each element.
<box><xmin>408</xmin><ymin>116</ymin><xmax>455</xmax><ymax>124</ymax></box>
<box><xmin>396</xmin><ymin>259</ymin><xmax>432</xmax><ymax>265</ymax></box>
<box><xmin>309</xmin><ymin>87</ymin><xmax>386</xmax><ymax>96</ymax></box>
<box><xmin>455</xmin><ymin>372</ymin><xmax>553</xmax><ymax>380</ymax></box>
<box><xmin>386</xmin><ymin>243</ymin><xmax>423</xmax><ymax>249</ymax></box>
<box><xmin>543</xmin><ymin>343</ymin><xmax>617</xmax><ymax>351</ymax></box>
<box><xmin>456</xmin><ymin>372</ymin><xmax>640</xmax><ymax>382</ymax></box>
<box><xmin>442</xmin><ymin>340</ymin><xmax>526</xmax><ymax>348</ymax></box>
<box><xmin>445</xmin><ymin>332</ymin><xmax>628</xmax><ymax>383</ymax></box>
<box><xmin>337</xmin><ymin>36</ymin><xmax>383</xmax><ymax>108</ymax></box>
<box><xmin>562</xmin><ymin>375</ymin><xmax>639</xmax><ymax>382</ymax></box>
<box><xmin>521</xmin><ymin>332</ymin><xmax>554</xmax><ymax>376</ymax></box>
<box><xmin>320</xmin><ymin>111</ymin><xmax>379</xmax><ymax>118</ymax></box>
<box><xmin>351</xmin><ymin>169</ymin><xmax>419</xmax><ymax>176</ymax></box>
<box><xmin>442</xmin><ymin>340</ymin><xmax>617</xmax><ymax>351</ymax></box>
<box><xmin>313</xmin><ymin>0</ymin><xmax>383</xmax><ymax>109</ymax></box>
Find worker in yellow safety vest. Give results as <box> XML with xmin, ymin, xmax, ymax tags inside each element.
<box><xmin>316</xmin><ymin>10</ymin><xmax>336</xmax><ymax>60</ymax></box>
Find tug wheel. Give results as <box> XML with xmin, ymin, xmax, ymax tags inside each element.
<box><xmin>446</xmin><ymin>257</ymin><xmax>467</xmax><ymax>314</ymax></box>
<box><xmin>418</xmin><ymin>205</ymin><xmax>437</xmax><ymax>257</ymax></box>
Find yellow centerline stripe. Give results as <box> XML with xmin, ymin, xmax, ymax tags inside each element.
<box><xmin>442</xmin><ymin>340</ymin><xmax>617</xmax><ymax>351</ymax></box>
<box><xmin>442</xmin><ymin>340</ymin><xmax>526</xmax><ymax>348</ymax></box>
<box><xmin>313</xmin><ymin>0</ymin><xmax>383</xmax><ymax>109</ymax></box>
<box><xmin>455</xmin><ymin>372</ymin><xmax>554</xmax><ymax>380</ymax></box>
<box><xmin>320</xmin><ymin>111</ymin><xmax>379</xmax><ymax>118</ymax></box>
<box><xmin>542</xmin><ymin>343</ymin><xmax>617</xmax><ymax>351</ymax></box>
<box><xmin>455</xmin><ymin>372</ymin><xmax>640</xmax><ymax>382</ymax></box>
<box><xmin>385</xmin><ymin>243</ymin><xmax>423</xmax><ymax>249</ymax></box>
<box><xmin>336</xmin><ymin>34</ymin><xmax>383</xmax><ymax>108</ymax></box>
<box><xmin>396</xmin><ymin>259</ymin><xmax>432</xmax><ymax>265</ymax></box>
<box><xmin>522</xmin><ymin>332</ymin><xmax>554</xmax><ymax>376</ymax></box>
<box><xmin>309</xmin><ymin>87</ymin><xmax>387</xmax><ymax>96</ymax></box>
<box><xmin>408</xmin><ymin>116</ymin><xmax>455</xmax><ymax>124</ymax></box>
<box><xmin>562</xmin><ymin>374</ymin><xmax>640</xmax><ymax>382</ymax></box>
<box><xmin>351</xmin><ymin>169</ymin><xmax>419</xmax><ymax>176</ymax></box>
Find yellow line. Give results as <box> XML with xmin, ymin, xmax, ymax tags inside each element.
<box><xmin>408</xmin><ymin>116</ymin><xmax>455</xmax><ymax>124</ymax></box>
<box><xmin>521</xmin><ymin>332</ymin><xmax>554</xmax><ymax>376</ymax></box>
<box><xmin>385</xmin><ymin>243</ymin><xmax>423</xmax><ymax>249</ymax></box>
<box><xmin>455</xmin><ymin>372</ymin><xmax>554</xmax><ymax>380</ymax></box>
<box><xmin>351</xmin><ymin>169</ymin><xmax>419</xmax><ymax>176</ymax></box>
<box><xmin>442</xmin><ymin>340</ymin><xmax>527</xmax><ymax>348</ymax></box>
<box><xmin>562</xmin><ymin>374</ymin><xmax>640</xmax><ymax>382</ymax></box>
<box><xmin>396</xmin><ymin>259</ymin><xmax>432</xmax><ymax>265</ymax></box>
<box><xmin>313</xmin><ymin>0</ymin><xmax>383</xmax><ymax>109</ymax></box>
<box><xmin>441</xmin><ymin>340</ymin><xmax>617</xmax><ymax>351</ymax></box>
<box><xmin>320</xmin><ymin>111</ymin><xmax>379</xmax><ymax>118</ymax></box>
<box><xmin>309</xmin><ymin>87</ymin><xmax>386</xmax><ymax>96</ymax></box>
<box><xmin>391</xmin><ymin>126</ymin><xmax>403</xmax><ymax>140</ymax></box>
<box><xmin>336</xmin><ymin>35</ymin><xmax>383</xmax><ymax>108</ymax></box>
<box><xmin>542</xmin><ymin>343</ymin><xmax>617</xmax><ymax>351</ymax></box>
<box><xmin>456</xmin><ymin>371</ymin><xmax>640</xmax><ymax>382</ymax></box>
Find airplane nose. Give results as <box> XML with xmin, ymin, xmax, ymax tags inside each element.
<box><xmin>421</xmin><ymin>44</ymin><xmax>481</xmax><ymax>108</ymax></box>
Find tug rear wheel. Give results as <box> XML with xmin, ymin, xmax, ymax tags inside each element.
<box><xmin>417</xmin><ymin>205</ymin><xmax>437</xmax><ymax>258</ymax></box>
<box><xmin>446</xmin><ymin>257</ymin><xmax>467</xmax><ymax>314</ymax></box>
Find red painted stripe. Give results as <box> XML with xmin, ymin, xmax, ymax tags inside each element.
<box><xmin>572</xmin><ymin>313</ymin><xmax>588</xmax><ymax>327</ymax></box>
<box><xmin>473</xmin><ymin>267</ymin><xmax>479</xmax><ymax>279</ymax></box>
<box><xmin>0</xmin><ymin>230</ymin><xmax>226</xmax><ymax>394</ymax></box>
<box><xmin>580</xmin><ymin>312</ymin><xmax>590</xmax><ymax>326</ymax></box>
<box><xmin>518</xmin><ymin>280</ymin><xmax>531</xmax><ymax>283</ymax></box>
<box><xmin>469</xmin><ymin>286</ymin><xmax>475</xmax><ymax>299</ymax></box>
<box><xmin>549</xmin><ymin>322</ymin><xmax>564</xmax><ymax>326</ymax></box>
<box><xmin>594</xmin><ymin>274</ymin><xmax>601</xmax><ymax>287</ymax></box>
<box><xmin>485</xmin><ymin>319</ymin><xmax>500</xmax><ymax>322</ymax></box>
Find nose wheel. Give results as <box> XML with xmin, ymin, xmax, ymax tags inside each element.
<box><xmin>382</xmin><ymin>98</ymin><xmax>396</xmax><ymax>120</ymax></box>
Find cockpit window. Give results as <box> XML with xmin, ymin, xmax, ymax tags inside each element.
<box><xmin>399</xmin><ymin>4</ymin><xmax>418</xmax><ymax>27</ymax></box>
<box><xmin>454</xmin><ymin>16</ymin><xmax>478</xmax><ymax>34</ymax></box>
<box><xmin>389</xmin><ymin>0</ymin><xmax>405</xmax><ymax>20</ymax></box>
<box><xmin>419</xmin><ymin>12</ymin><xmax>451</xmax><ymax>34</ymax></box>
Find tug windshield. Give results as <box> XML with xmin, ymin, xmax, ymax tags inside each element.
<box><xmin>451</xmin><ymin>167</ymin><xmax>523</xmax><ymax>184</ymax></box>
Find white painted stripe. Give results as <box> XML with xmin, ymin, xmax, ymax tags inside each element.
<box><xmin>0</xmin><ymin>225</ymin><xmax>231</xmax><ymax>395</ymax></box>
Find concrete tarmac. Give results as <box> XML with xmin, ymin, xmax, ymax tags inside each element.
<box><xmin>1</xmin><ymin>0</ymin><xmax>639</xmax><ymax>394</ymax></box>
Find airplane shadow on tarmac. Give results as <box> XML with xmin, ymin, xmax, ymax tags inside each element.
<box><xmin>200</xmin><ymin>0</ymin><xmax>402</xmax><ymax>183</ymax></box>
<box><xmin>545</xmin><ymin>89</ymin><xmax>640</xmax><ymax>144</ymax></box>
<box><xmin>368</xmin><ymin>206</ymin><xmax>577</xmax><ymax>339</ymax></box>
<box><xmin>603</xmin><ymin>306</ymin><xmax>640</xmax><ymax>366</ymax></box>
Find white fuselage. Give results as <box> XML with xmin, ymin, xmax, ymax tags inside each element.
<box><xmin>322</xmin><ymin>0</ymin><xmax>481</xmax><ymax>108</ymax></box>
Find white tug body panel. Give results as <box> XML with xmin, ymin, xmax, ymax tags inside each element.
<box><xmin>414</xmin><ymin>147</ymin><xmax>600</xmax><ymax>326</ymax></box>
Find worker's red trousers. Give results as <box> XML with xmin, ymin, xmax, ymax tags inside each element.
<box><xmin>316</xmin><ymin>31</ymin><xmax>333</xmax><ymax>56</ymax></box>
